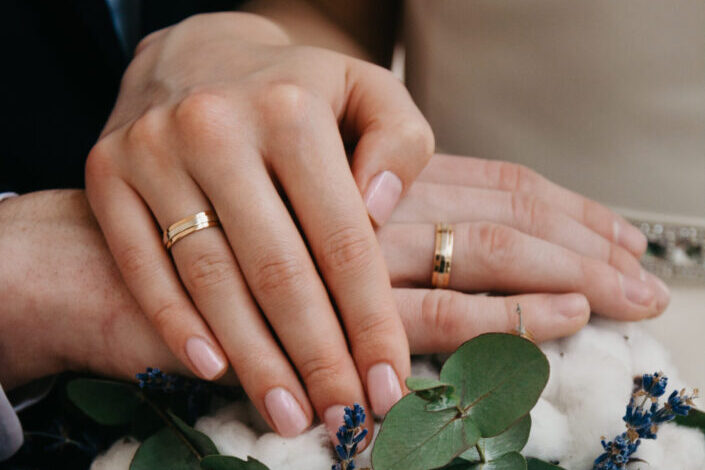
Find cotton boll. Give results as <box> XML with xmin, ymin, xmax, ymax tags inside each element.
<box><xmin>523</xmin><ymin>398</ymin><xmax>570</xmax><ymax>462</ymax></box>
<box><xmin>245</xmin><ymin>401</ymin><xmax>274</xmax><ymax>434</ymax></box>
<box><xmin>195</xmin><ymin>414</ymin><xmax>257</xmax><ymax>458</ymax></box>
<box><xmin>251</xmin><ymin>424</ymin><xmax>333</xmax><ymax>470</ymax></box>
<box><xmin>539</xmin><ymin>339</ymin><xmax>567</xmax><ymax>403</ymax></box>
<box><xmin>89</xmin><ymin>437</ymin><xmax>139</xmax><ymax>470</ymax></box>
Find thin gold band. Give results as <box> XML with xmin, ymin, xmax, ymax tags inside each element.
<box><xmin>163</xmin><ymin>210</ymin><xmax>220</xmax><ymax>250</ymax></box>
<box><xmin>432</xmin><ymin>223</ymin><xmax>454</xmax><ymax>288</ymax></box>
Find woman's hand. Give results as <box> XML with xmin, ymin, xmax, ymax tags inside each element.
<box><xmin>376</xmin><ymin>154</ymin><xmax>669</xmax><ymax>353</ymax></box>
<box><xmin>85</xmin><ymin>12</ymin><xmax>433</xmax><ymax>440</ymax></box>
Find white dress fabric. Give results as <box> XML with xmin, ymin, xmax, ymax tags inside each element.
<box><xmin>403</xmin><ymin>0</ymin><xmax>705</xmax><ymax>389</ymax></box>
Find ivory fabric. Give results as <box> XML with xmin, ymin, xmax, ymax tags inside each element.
<box><xmin>403</xmin><ymin>0</ymin><xmax>705</xmax><ymax>388</ymax></box>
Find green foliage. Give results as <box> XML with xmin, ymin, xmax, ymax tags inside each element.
<box><xmin>67</xmin><ymin>379</ymin><xmax>142</xmax><ymax>425</ymax></box>
<box><xmin>525</xmin><ymin>458</ymin><xmax>565</xmax><ymax>469</ymax></box>
<box><xmin>460</xmin><ymin>415</ymin><xmax>531</xmax><ymax>462</ymax></box>
<box><xmin>130</xmin><ymin>427</ymin><xmax>205</xmax><ymax>470</ymax></box>
<box><xmin>675</xmin><ymin>408</ymin><xmax>705</xmax><ymax>436</ymax></box>
<box><xmin>372</xmin><ymin>334</ymin><xmax>549</xmax><ymax>470</ymax></box>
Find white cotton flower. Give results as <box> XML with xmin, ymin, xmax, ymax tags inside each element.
<box><xmin>523</xmin><ymin>398</ymin><xmax>571</xmax><ymax>462</ymax></box>
<box><xmin>89</xmin><ymin>437</ymin><xmax>139</xmax><ymax>470</ymax></box>
<box><xmin>250</xmin><ymin>425</ymin><xmax>333</xmax><ymax>470</ymax></box>
<box><xmin>195</xmin><ymin>405</ymin><xmax>258</xmax><ymax>459</ymax></box>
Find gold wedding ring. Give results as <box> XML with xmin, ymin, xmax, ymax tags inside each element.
<box><xmin>432</xmin><ymin>223</ymin><xmax>454</xmax><ymax>288</ymax></box>
<box><xmin>163</xmin><ymin>211</ymin><xmax>220</xmax><ymax>250</ymax></box>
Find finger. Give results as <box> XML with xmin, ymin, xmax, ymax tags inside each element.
<box><xmin>392</xmin><ymin>183</ymin><xmax>645</xmax><ymax>277</ymax></box>
<box><xmin>83</xmin><ymin>165</ymin><xmax>228</xmax><ymax>381</ymax></box>
<box><xmin>342</xmin><ymin>59</ymin><xmax>435</xmax><ymax>226</ymax></box>
<box><xmin>394</xmin><ymin>289</ymin><xmax>590</xmax><ymax>353</ymax></box>
<box><xmin>417</xmin><ymin>154</ymin><xmax>648</xmax><ymax>256</ymax></box>
<box><xmin>261</xmin><ymin>92</ymin><xmax>410</xmax><ymax>417</ymax></box>
<box><xmin>139</xmin><ymin>177</ymin><xmax>314</xmax><ymax>438</ymax></box>
<box><xmin>378</xmin><ymin>222</ymin><xmax>669</xmax><ymax>320</ymax></box>
<box><xmin>181</xmin><ymin>119</ymin><xmax>372</xmax><ymax>445</ymax></box>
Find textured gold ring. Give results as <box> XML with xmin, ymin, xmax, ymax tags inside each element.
<box><xmin>432</xmin><ymin>223</ymin><xmax>454</xmax><ymax>288</ymax></box>
<box><xmin>163</xmin><ymin>211</ymin><xmax>220</xmax><ymax>250</ymax></box>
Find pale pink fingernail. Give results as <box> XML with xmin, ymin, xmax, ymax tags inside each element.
<box><xmin>264</xmin><ymin>387</ymin><xmax>309</xmax><ymax>437</ymax></box>
<box><xmin>614</xmin><ymin>220</ymin><xmax>647</xmax><ymax>255</ymax></box>
<box><xmin>364</xmin><ymin>171</ymin><xmax>402</xmax><ymax>226</ymax></box>
<box><xmin>620</xmin><ymin>274</ymin><xmax>655</xmax><ymax>307</ymax></box>
<box><xmin>185</xmin><ymin>337</ymin><xmax>227</xmax><ymax>380</ymax></box>
<box><xmin>324</xmin><ymin>405</ymin><xmax>347</xmax><ymax>441</ymax></box>
<box><xmin>367</xmin><ymin>363</ymin><xmax>402</xmax><ymax>416</ymax></box>
<box><xmin>552</xmin><ymin>294</ymin><xmax>590</xmax><ymax>318</ymax></box>
<box><xmin>644</xmin><ymin>270</ymin><xmax>671</xmax><ymax>311</ymax></box>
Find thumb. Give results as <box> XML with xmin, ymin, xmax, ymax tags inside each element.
<box><xmin>342</xmin><ymin>59</ymin><xmax>435</xmax><ymax>226</ymax></box>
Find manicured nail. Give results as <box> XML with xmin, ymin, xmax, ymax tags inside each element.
<box><xmin>185</xmin><ymin>337</ymin><xmax>227</xmax><ymax>380</ymax></box>
<box><xmin>324</xmin><ymin>405</ymin><xmax>347</xmax><ymax>441</ymax></box>
<box><xmin>364</xmin><ymin>171</ymin><xmax>402</xmax><ymax>226</ymax></box>
<box><xmin>614</xmin><ymin>220</ymin><xmax>647</xmax><ymax>255</ymax></box>
<box><xmin>620</xmin><ymin>274</ymin><xmax>655</xmax><ymax>307</ymax></box>
<box><xmin>552</xmin><ymin>293</ymin><xmax>589</xmax><ymax>318</ymax></box>
<box><xmin>264</xmin><ymin>388</ymin><xmax>309</xmax><ymax>437</ymax></box>
<box><xmin>644</xmin><ymin>270</ymin><xmax>671</xmax><ymax>311</ymax></box>
<box><xmin>367</xmin><ymin>363</ymin><xmax>402</xmax><ymax>416</ymax></box>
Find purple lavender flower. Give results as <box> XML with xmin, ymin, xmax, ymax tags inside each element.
<box><xmin>594</xmin><ymin>372</ymin><xmax>698</xmax><ymax>470</ymax></box>
<box><xmin>332</xmin><ymin>404</ymin><xmax>368</xmax><ymax>470</ymax></box>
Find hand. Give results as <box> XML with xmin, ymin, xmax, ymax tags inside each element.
<box><xmin>0</xmin><ymin>190</ymin><xmax>189</xmax><ymax>390</ymax></box>
<box><xmin>376</xmin><ymin>154</ymin><xmax>670</xmax><ymax>353</ymax></box>
<box><xmin>85</xmin><ymin>13</ymin><xmax>433</xmax><ymax>439</ymax></box>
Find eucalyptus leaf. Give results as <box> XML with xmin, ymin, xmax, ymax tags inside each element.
<box><xmin>675</xmin><ymin>408</ymin><xmax>705</xmax><ymax>436</ymax></box>
<box><xmin>67</xmin><ymin>379</ymin><xmax>141</xmax><ymax>425</ymax></box>
<box><xmin>372</xmin><ymin>334</ymin><xmax>549</xmax><ymax>470</ymax></box>
<box><xmin>440</xmin><ymin>334</ymin><xmax>549</xmax><ymax>437</ymax></box>
<box><xmin>406</xmin><ymin>377</ymin><xmax>460</xmax><ymax>412</ymax></box>
<box><xmin>130</xmin><ymin>427</ymin><xmax>202</xmax><ymax>470</ymax></box>
<box><xmin>466</xmin><ymin>452</ymin><xmax>526</xmax><ymax>470</ymax></box>
<box><xmin>405</xmin><ymin>377</ymin><xmax>453</xmax><ymax>392</ymax></box>
<box><xmin>168</xmin><ymin>411</ymin><xmax>219</xmax><ymax>456</ymax></box>
<box><xmin>372</xmin><ymin>394</ymin><xmax>480</xmax><ymax>470</ymax></box>
<box><xmin>526</xmin><ymin>457</ymin><xmax>566</xmax><ymax>470</ymax></box>
<box><xmin>460</xmin><ymin>415</ymin><xmax>531</xmax><ymax>462</ymax></box>
<box><xmin>201</xmin><ymin>455</ymin><xmax>269</xmax><ymax>470</ymax></box>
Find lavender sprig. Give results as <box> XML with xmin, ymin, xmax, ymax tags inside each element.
<box><xmin>332</xmin><ymin>404</ymin><xmax>368</xmax><ymax>470</ymax></box>
<box><xmin>594</xmin><ymin>372</ymin><xmax>698</xmax><ymax>470</ymax></box>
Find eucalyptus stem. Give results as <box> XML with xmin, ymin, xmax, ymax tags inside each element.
<box><xmin>139</xmin><ymin>392</ymin><xmax>204</xmax><ymax>460</ymax></box>
<box><xmin>475</xmin><ymin>443</ymin><xmax>486</xmax><ymax>463</ymax></box>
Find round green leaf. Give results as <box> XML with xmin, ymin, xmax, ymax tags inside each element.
<box><xmin>67</xmin><ymin>379</ymin><xmax>141</xmax><ymax>425</ymax></box>
<box><xmin>131</xmin><ymin>427</ymin><xmax>202</xmax><ymax>470</ymax></box>
<box><xmin>371</xmin><ymin>394</ymin><xmax>480</xmax><ymax>470</ymax></box>
<box><xmin>460</xmin><ymin>415</ymin><xmax>531</xmax><ymax>462</ymax></box>
<box><xmin>406</xmin><ymin>377</ymin><xmax>453</xmax><ymax>392</ymax></box>
<box><xmin>440</xmin><ymin>334</ymin><xmax>549</xmax><ymax>437</ymax></box>
<box><xmin>168</xmin><ymin>411</ymin><xmax>219</xmax><ymax>456</ymax></box>
<box><xmin>201</xmin><ymin>456</ymin><xmax>270</xmax><ymax>470</ymax></box>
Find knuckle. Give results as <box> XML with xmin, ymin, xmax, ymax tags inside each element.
<box><xmin>473</xmin><ymin>222</ymin><xmax>517</xmax><ymax>274</ymax></box>
<box><xmin>350</xmin><ymin>312</ymin><xmax>400</xmax><ymax>351</ymax></box>
<box><xmin>394</xmin><ymin>119</ymin><xmax>435</xmax><ymax>161</ymax></box>
<box><xmin>510</xmin><ymin>192</ymin><xmax>545</xmax><ymax>233</ymax></box>
<box><xmin>85</xmin><ymin>140</ymin><xmax>115</xmax><ymax>183</ymax></box>
<box><xmin>298</xmin><ymin>349</ymin><xmax>348</xmax><ymax>388</ymax></box>
<box><xmin>496</xmin><ymin>161</ymin><xmax>537</xmax><ymax>193</ymax></box>
<box><xmin>421</xmin><ymin>290</ymin><xmax>464</xmax><ymax>339</ymax></box>
<box><xmin>259</xmin><ymin>83</ymin><xmax>317</xmax><ymax>127</ymax></box>
<box><xmin>174</xmin><ymin>92</ymin><xmax>232</xmax><ymax>143</ymax></box>
<box><xmin>150</xmin><ymin>300</ymin><xmax>187</xmax><ymax>333</ymax></box>
<box><xmin>116</xmin><ymin>243</ymin><xmax>161</xmax><ymax>280</ymax></box>
<box><xmin>184</xmin><ymin>251</ymin><xmax>234</xmax><ymax>292</ymax></box>
<box><xmin>320</xmin><ymin>226</ymin><xmax>375</xmax><ymax>274</ymax></box>
<box><xmin>252</xmin><ymin>254</ymin><xmax>307</xmax><ymax>296</ymax></box>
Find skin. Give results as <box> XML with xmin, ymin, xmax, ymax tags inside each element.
<box><xmin>1</xmin><ymin>155</ymin><xmax>667</xmax><ymax>444</ymax></box>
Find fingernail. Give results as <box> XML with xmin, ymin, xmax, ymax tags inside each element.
<box><xmin>552</xmin><ymin>293</ymin><xmax>589</xmax><ymax>318</ymax></box>
<box><xmin>614</xmin><ymin>220</ymin><xmax>647</xmax><ymax>255</ymax></box>
<box><xmin>364</xmin><ymin>171</ymin><xmax>403</xmax><ymax>226</ymax></box>
<box><xmin>620</xmin><ymin>274</ymin><xmax>655</xmax><ymax>307</ymax></box>
<box><xmin>264</xmin><ymin>387</ymin><xmax>309</xmax><ymax>437</ymax></box>
<box><xmin>644</xmin><ymin>270</ymin><xmax>671</xmax><ymax>311</ymax></box>
<box><xmin>185</xmin><ymin>337</ymin><xmax>227</xmax><ymax>380</ymax></box>
<box><xmin>367</xmin><ymin>363</ymin><xmax>402</xmax><ymax>416</ymax></box>
<box><xmin>324</xmin><ymin>405</ymin><xmax>347</xmax><ymax>441</ymax></box>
